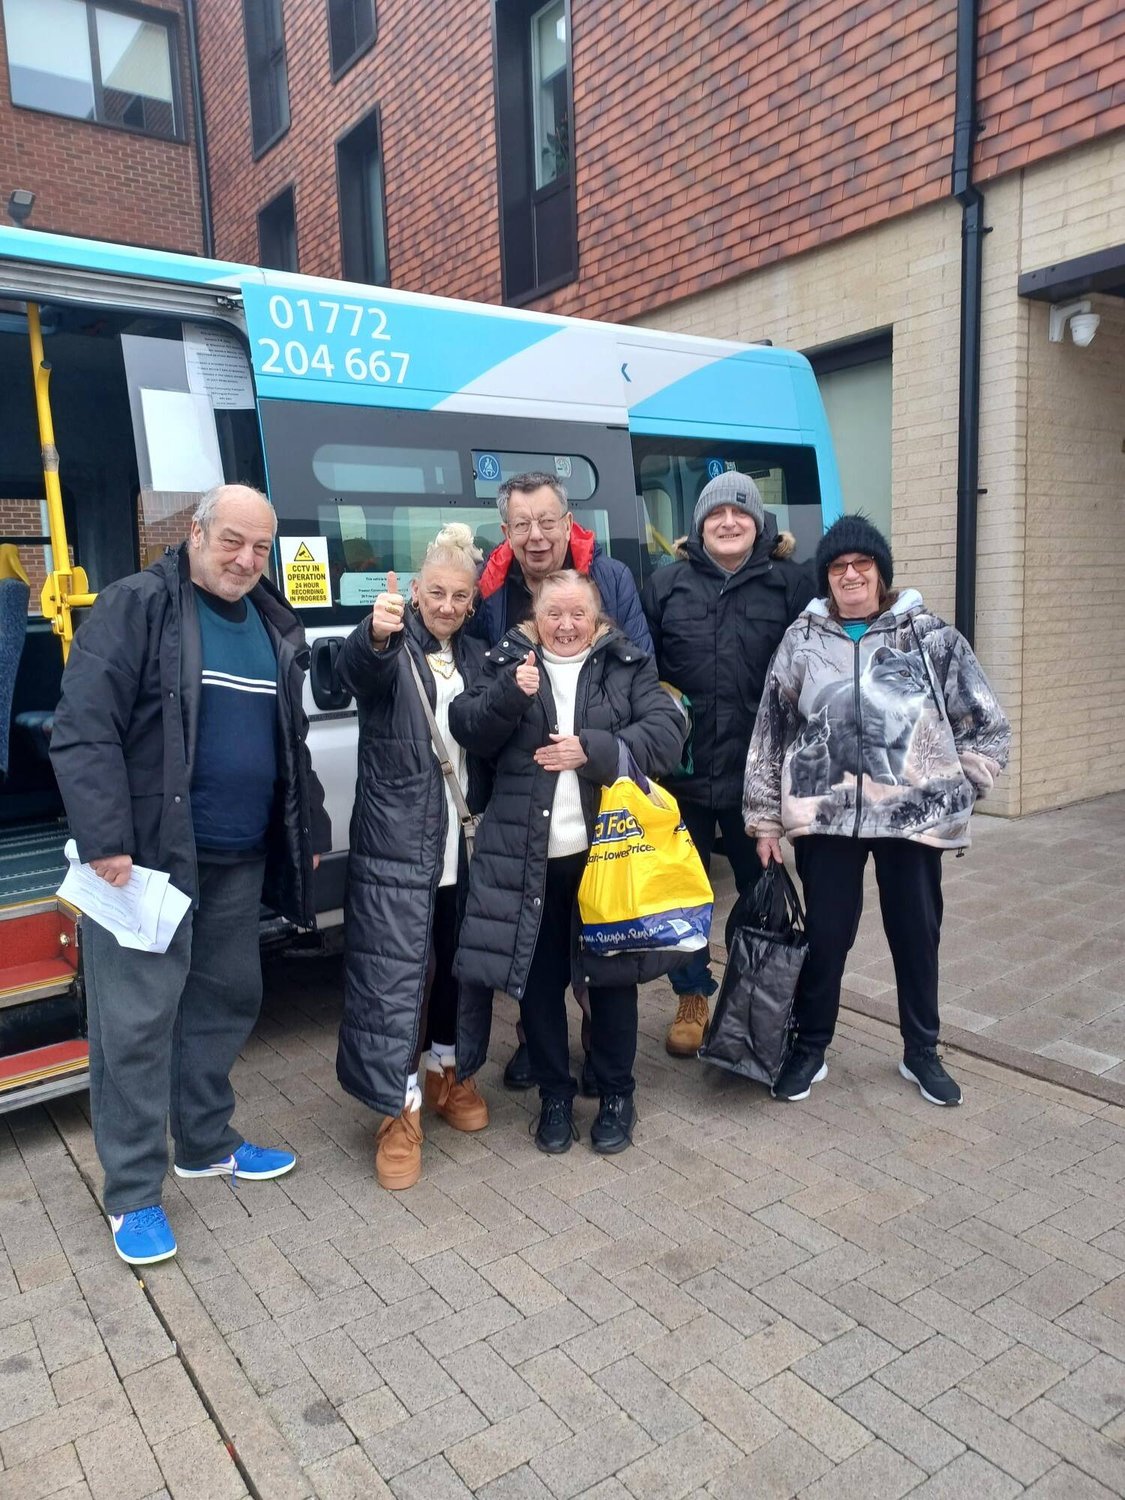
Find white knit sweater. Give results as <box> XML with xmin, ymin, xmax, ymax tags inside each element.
<box><xmin>541</xmin><ymin>647</ymin><xmax>591</xmax><ymax>858</ymax></box>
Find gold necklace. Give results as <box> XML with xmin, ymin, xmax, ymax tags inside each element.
<box><xmin>427</xmin><ymin>649</ymin><xmax>456</xmax><ymax>680</ymax></box>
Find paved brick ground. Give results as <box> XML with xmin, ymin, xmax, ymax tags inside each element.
<box><xmin>3</xmin><ymin>792</ymin><xmax>1125</xmax><ymax>1498</ymax></box>
<box><xmin>839</xmin><ymin>794</ymin><xmax>1125</xmax><ymax>1084</ymax></box>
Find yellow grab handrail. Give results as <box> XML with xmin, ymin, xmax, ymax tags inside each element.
<box><xmin>26</xmin><ymin>302</ymin><xmax>95</xmax><ymax>660</ymax></box>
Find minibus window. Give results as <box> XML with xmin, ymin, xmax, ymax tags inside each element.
<box><xmin>471</xmin><ymin>450</ymin><xmax>596</xmax><ymax>502</ymax></box>
<box><xmin>633</xmin><ymin>436</ymin><xmax>823</xmax><ymax>571</ymax></box>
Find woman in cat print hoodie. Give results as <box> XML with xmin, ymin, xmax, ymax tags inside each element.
<box><xmin>743</xmin><ymin>515</ymin><xmax>1010</xmax><ymax>1109</ymax></box>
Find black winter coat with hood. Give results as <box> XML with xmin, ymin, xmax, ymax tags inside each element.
<box><xmin>335</xmin><ymin>609</ymin><xmax>492</xmax><ymax>1118</ymax></box>
<box><xmin>450</xmin><ymin>624</ymin><xmax>688</xmax><ymax>1000</ymax></box>
<box><xmin>50</xmin><ymin>545</ymin><xmax>330</xmax><ymax>926</ymax></box>
<box><xmin>640</xmin><ymin>513</ymin><xmax>813</xmax><ymax>809</ymax></box>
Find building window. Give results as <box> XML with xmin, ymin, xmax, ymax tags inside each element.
<box><xmin>258</xmin><ymin>186</ymin><xmax>297</xmax><ymax>271</ymax></box>
<box><xmin>2</xmin><ymin>0</ymin><xmax>181</xmax><ymax>140</ymax></box>
<box><xmin>336</xmin><ymin>111</ymin><xmax>388</xmax><ymax>285</ymax></box>
<box><xmin>494</xmin><ymin>0</ymin><xmax>575</xmax><ymax>304</ymax></box>
<box><xmin>327</xmin><ymin>0</ymin><xmax>375</xmax><ymax>78</ymax></box>
<box><xmin>242</xmin><ymin>0</ymin><xmax>289</xmax><ymax>156</ymax></box>
<box><xmin>808</xmin><ymin>333</ymin><xmax>893</xmax><ymax>540</ymax></box>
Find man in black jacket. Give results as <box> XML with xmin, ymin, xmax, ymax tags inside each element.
<box><xmin>50</xmin><ymin>484</ymin><xmax>330</xmax><ymax>1267</ymax></box>
<box><xmin>641</xmin><ymin>471</ymin><xmax>813</xmax><ymax>1057</ymax></box>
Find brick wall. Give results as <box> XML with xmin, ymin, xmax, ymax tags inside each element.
<box><xmin>196</xmin><ymin>0</ymin><xmax>501</xmax><ymax>300</ymax></box>
<box><xmin>199</xmin><ymin>1</ymin><xmax>1124</xmax><ymax>325</ymax></box>
<box><xmin>977</xmin><ymin>0</ymin><xmax>1125</xmax><ymax>181</ymax></box>
<box><xmin>0</xmin><ymin>497</ymin><xmax>70</xmax><ymax>614</ymax></box>
<box><xmin>1021</xmin><ymin>293</ymin><xmax>1125</xmax><ymax>810</ymax></box>
<box><xmin>0</xmin><ymin>0</ymin><xmax>201</xmax><ymax>252</ymax></box>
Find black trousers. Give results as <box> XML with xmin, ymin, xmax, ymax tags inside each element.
<box><xmin>413</xmin><ymin>884</ymin><xmax>460</xmax><ymax>1070</ymax></box>
<box><xmin>520</xmin><ymin>852</ymin><xmax>638</xmax><ymax>1101</ymax></box>
<box><xmin>793</xmin><ymin>835</ymin><xmax>943</xmax><ymax>1056</ymax></box>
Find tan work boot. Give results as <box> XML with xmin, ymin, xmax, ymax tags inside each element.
<box><xmin>375</xmin><ymin>1106</ymin><xmax>423</xmax><ymax>1190</ymax></box>
<box><xmin>424</xmin><ymin>1065</ymin><xmax>489</xmax><ymax>1132</ymax></box>
<box><xmin>666</xmin><ymin>993</ymin><xmax>709</xmax><ymax>1056</ymax></box>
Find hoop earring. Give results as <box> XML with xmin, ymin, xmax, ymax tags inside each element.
<box><xmin>409</xmin><ymin>599</ymin><xmax>420</xmax><ymax>614</ymax></box>
<box><xmin>465</xmin><ymin>604</ymin><xmax>476</xmax><ymax>618</ymax></box>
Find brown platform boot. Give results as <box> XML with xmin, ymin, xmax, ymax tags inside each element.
<box><xmin>666</xmin><ymin>993</ymin><xmax>709</xmax><ymax>1057</ymax></box>
<box><xmin>375</xmin><ymin>1105</ymin><xmax>423</xmax><ymax>1190</ymax></box>
<box><xmin>424</xmin><ymin>1064</ymin><xmax>489</xmax><ymax>1132</ymax></box>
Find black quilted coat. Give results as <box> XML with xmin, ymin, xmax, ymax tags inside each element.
<box><xmin>450</xmin><ymin>624</ymin><xmax>688</xmax><ymax>999</ymax></box>
<box><xmin>335</xmin><ymin>610</ymin><xmax>491</xmax><ymax>1118</ymax></box>
<box><xmin>640</xmin><ymin>514</ymin><xmax>813</xmax><ymax>809</ymax></box>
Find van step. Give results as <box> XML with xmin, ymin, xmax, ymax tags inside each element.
<box><xmin>0</xmin><ymin>901</ymin><xmax>78</xmax><ymax>1005</ymax></box>
<box><xmin>0</xmin><ymin>1038</ymin><xmax>88</xmax><ymax>1098</ymax></box>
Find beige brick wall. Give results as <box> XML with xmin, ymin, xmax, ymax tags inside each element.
<box><xmin>633</xmin><ymin>134</ymin><xmax>1125</xmax><ymax>817</ymax></box>
<box><xmin>1021</xmin><ymin>293</ymin><xmax>1125</xmax><ymax>811</ymax></box>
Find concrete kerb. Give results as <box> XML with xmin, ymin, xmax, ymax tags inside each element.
<box><xmin>47</xmin><ymin>1096</ymin><xmax>315</xmax><ymax>1500</ymax></box>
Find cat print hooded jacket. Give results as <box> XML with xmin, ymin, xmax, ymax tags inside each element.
<box><xmin>743</xmin><ymin>590</ymin><xmax>1011</xmax><ymax>848</ymax></box>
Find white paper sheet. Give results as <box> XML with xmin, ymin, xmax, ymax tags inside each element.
<box><xmin>140</xmin><ymin>388</ymin><xmax>224</xmax><ymax>494</ymax></box>
<box><xmin>58</xmin><ymin>841</ymin><xmax>191</xmax><ymax>954</ymax></box>
<box><xmin>183</xmin><ymin>322</ymin><xmax>255</xmax><ymax>409</ymax></box>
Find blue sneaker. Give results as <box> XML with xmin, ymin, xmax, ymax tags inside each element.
<box><xmin>173</xmin><ymin>1141</ymin><xmax>296</xmax><ymax>1181</ymax></box>
<box><xmin>110</xmin><ymin>1205</ymin><xmax>177</xmax><ymax>1265</ymax></box>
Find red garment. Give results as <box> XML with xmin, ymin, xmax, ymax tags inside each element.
<box><xmin>478</xmin><ymin>520</ymin><xmax>598</xmax><ymax>599</ymax></box>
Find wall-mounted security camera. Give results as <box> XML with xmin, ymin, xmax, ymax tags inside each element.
<box><xmin>1048</xmin><ymin>299</ymin><xmax>1100</xmax><ymax>347</ymax></box>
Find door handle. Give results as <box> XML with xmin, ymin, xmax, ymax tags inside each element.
<box><xmin>310</xmin><ymin>637</ymin><xmax>352</xmax><ymax>711</ymax></box>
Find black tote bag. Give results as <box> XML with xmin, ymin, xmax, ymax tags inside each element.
<box><xmin>699</xmin><ymin>862</ymin><xmax>808</xmax><ymax>1087</ymax></box>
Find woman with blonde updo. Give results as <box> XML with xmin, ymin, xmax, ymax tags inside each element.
<box><xmin>336</xmin><ymin>523</ymin><xmax>493</xmax><ymax>1190</ymax></box>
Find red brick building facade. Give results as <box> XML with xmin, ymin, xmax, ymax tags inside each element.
<box><xmin>0</xmin><ymin>0</ymin><xmax>201</xmax><ymax>252</ymax></box>
<box><xmin>194</xmin><ymin>0</ymin><xmax>1125</xmax><ymax>320</ymax></box>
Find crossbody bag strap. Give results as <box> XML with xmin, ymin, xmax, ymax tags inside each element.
<box><xmin>405</xmin><ymin>649</ymin><xmax>477</xmax><ymax>840</ymax></box>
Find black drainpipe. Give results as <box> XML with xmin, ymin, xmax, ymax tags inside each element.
<box><xmin>184</xmin><ymin>0</ymin><xmax>215</xmax><ymax>258</ymax></box>
<box><xmin>951</xmin><ymin>0</ymin><xmax>987</xmax><ymax>645</ymax></box>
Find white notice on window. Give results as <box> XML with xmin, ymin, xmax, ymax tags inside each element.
<box><xmin>140</xmin><ymin>389</ymin><xmax>225</xmax><ymax>494</ymax></box>
<box><xmin>183</xmin><ymin>321</ymin><xmax>255</xmax><ymax>409</ymax></box>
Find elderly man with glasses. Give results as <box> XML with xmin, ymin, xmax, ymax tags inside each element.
<box><xmin>471</xmin><ymin>471</ymin><xmax>653</xmax><ymax>1092</ymax></box>
<box><xmin>474</xmin><ymin>472</ymin><xmax>652</xmax><ymax>655</ymax></box>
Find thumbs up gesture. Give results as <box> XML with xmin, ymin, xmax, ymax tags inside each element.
<box><xmin>370</xmin><ymin>569</ymin><xmax>406</xmax><ymax>646</ymax></box>
<box><xmin>514</xmin><ymin>649</ymin><xmax>540</xmax><ymax>696</ymax></box>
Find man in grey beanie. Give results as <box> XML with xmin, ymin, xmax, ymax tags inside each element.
<box><xmin>641</xmin><ymin>470</ymin><xmax>813</xmax><ymax>1057</ymax></box>
<box><xmin>691</xmin><ymin>470</ymin><xmax>767</xmax><ymax>544</ymax></box>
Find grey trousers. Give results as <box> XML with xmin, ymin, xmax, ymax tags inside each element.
<box><xmin>83</xmin><ymin>858</ymin><xmax>266</xmax><ymax>1214</ymax></box>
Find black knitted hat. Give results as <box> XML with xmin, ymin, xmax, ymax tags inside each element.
<box><xmin>815</xmin><ymin>514</ymin><xmax>893</xmax><ymax>597</ymax></box>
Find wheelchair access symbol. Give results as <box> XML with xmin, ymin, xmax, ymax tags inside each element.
<box><xmin>706</xmin><ymin>458</ymin><xmax>725</xmax><ymax>480</ymax></box>
<box><xmin>476</xmin><ymin>452</ymin><xmax>501</xmax><ymax>482</ymax></box>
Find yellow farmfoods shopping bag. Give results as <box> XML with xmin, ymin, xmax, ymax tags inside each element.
<box><xmin>579</xmin><ymin>747</ymin><xmax>713</xmax><ymax>956</ymax></box>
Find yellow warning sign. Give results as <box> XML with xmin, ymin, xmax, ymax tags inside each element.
<box><xmin>279</xmin><ymin>536</ymin><xmax>331</xmax><ymax>609</ymax></box>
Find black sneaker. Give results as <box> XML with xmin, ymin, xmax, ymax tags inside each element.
<box><xmin>579</xmin><ymin>1052</ymin><xmax>599</xmax><ymax>1099</ymax></box>
<box><xmin>533</xmin><ymin>1097</ymin><xmax>578</xmax><ymax>1154</ymax></box>
<box><xmin>591</xmin><ymin>1094</ymin><xmax>636</xmax><ymax>1154</ymax></box>
<box><xmin>771</xmin><ymin>1046</ymin><xmax>828</xmax><ymax>1102</ymax></box>
<box><xmin>900</xmin><ymin>1048</ymin><xmax>962</xmax><ymax>1106</ymax></box>
<box><xmin>503</xmin><ymin>1041</ymin><xmax>534</xmax><ymax>1091</ymax></box>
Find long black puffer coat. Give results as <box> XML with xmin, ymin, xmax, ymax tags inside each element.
<box><xmin>450</xmin><ymin>624</ymin><xmax>688</xmax><ymax>999</ymax></box>
<box><xmin>640</xmin><ymin>513</ymin><xmax>813</xmax><ymax>809</ymax></box>
<box><xmin>335</xmin><ymin>609</ymin><xmax>492</xmax><ymax>1118</ymax></box>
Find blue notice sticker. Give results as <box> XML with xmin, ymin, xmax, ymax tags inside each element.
<box><xmin>475</xmin><ymin>452</ymin><xmax>502</xmax><ymax>482</ymax></box>
<box><xmin>706</xmin><ymin>458</ymin><xmax>725</xmax><ymax>480</ymax></box>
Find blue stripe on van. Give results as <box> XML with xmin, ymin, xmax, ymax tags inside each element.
<box><xmin>628</xmin><ymin>349</ymin><xmax>803</xmax><ymax>432</ymax></box>
<box><xmin>242</xmin><ymin>282</ymin><xmax>562</xmax><ymax>409</ymax></box>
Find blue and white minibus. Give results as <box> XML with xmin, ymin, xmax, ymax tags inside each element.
<box><xmin>0</xmin><ymin>224</ymin><xmax>841</xmax><ymax>1106</ymax></box>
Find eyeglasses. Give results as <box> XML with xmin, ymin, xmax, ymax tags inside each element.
<box><xmin>507</xmin><ymin>514</ymin><xmax>568</xmax><ymax>539</ymax></box>
<box><xmin>828</xmin><ymin>555</ymin><xmax>876</xmax><ymax>577</ymax></box>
